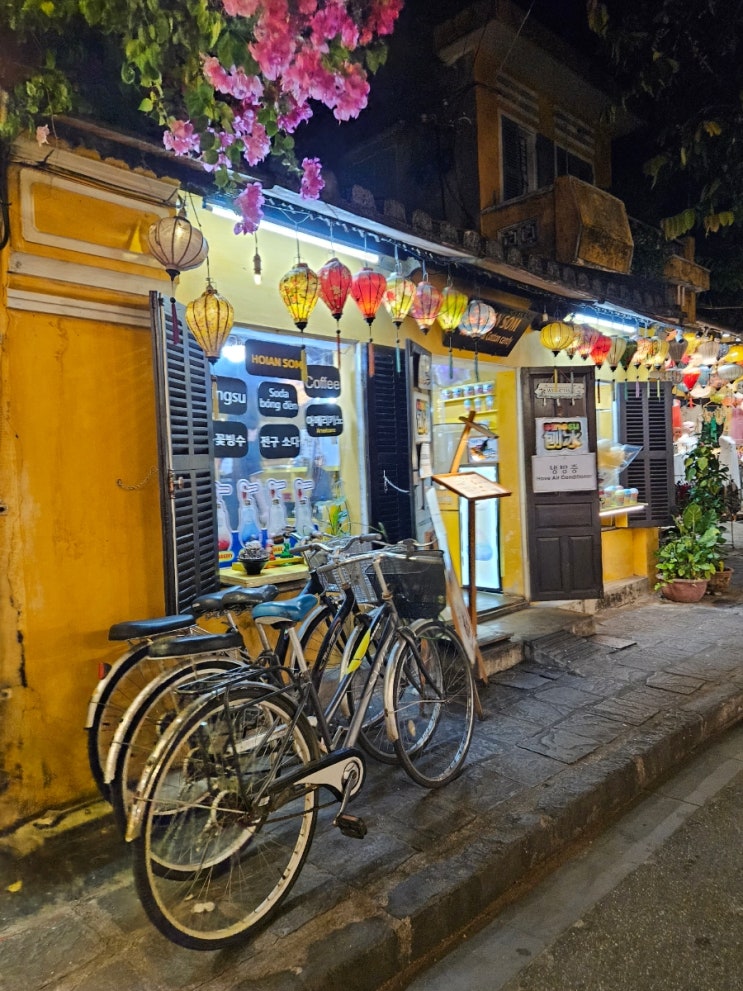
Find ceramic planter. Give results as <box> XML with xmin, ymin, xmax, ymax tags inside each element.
<box><xmin>706</xmin><ymin>567</ymin><xmax>733</xmax><ymax>595</ymax></box>
<box><xmin>659</xmin><ymin>577</ymin><xmax>709</xmax><ymax>603</ymax></box>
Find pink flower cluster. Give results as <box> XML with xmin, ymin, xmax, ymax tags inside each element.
<box><xmin>161</xmin><ymin>0</ymin><xmax>403</xmax><ymax>234</ymax></box>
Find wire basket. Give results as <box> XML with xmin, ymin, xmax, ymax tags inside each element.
<box><xmin>371</xmin><ymin>549</ymin><xmax>447</xmax><ymax>621</ymax></box>
<box><xmin>316</xmin><ymin>553</ymin><xmax>380</xmax><ymax>605</ymax></box>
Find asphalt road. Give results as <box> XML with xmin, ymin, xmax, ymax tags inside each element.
<box><xmin>404</xmin><ymin>722</ymin><xmax>743</xmax><ymax>991</ymax></box>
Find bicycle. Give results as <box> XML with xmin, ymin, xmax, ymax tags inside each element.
<box><xmin>105</xmin><ymin>534</ymin><xmax>380</xmax><ymax>834</ymax></box>
<box><xmin>126</xmin><ymin>540</ymin><xmax>475</xmax><ymax>949</ymax></box>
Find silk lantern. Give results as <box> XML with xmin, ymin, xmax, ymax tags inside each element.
<box><xmin>438</xmin><ymin>285</ymin><xmax>469</xmax><ymax>379</ymax></box>
<box><xmin>186</xmin><ymin>281</ymin><xmax>234</xmax><ymax>417</ymax></box>
<box><xmin>351</xmin><ymin>266</ymin><xmax>387</xmax><ymax>376</ymax></box>
<box><xmin>383</xmin><ymin>273</ymin><xmax>416</xmax><ymax>373</ymax></box>
<box><xmin>279</xmin><ymin>261</ymin><xmax>320</xmax><ymax>379</ymax></box>
<box><xmin>147</xmin><ymin>213</ymin><xmax>208</xmax><ymax>345</ymax></box>
<box><xmin>318</xmin><ymin>257</ymin><xmax>352</xmax><ymax>365</ymax></box>
<box><xmin>459</xmin><ymin>299</ymin><xmax>496</xmax><ymax>380</ymax></box>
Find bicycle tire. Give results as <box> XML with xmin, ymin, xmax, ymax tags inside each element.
<box><xmin>108</xmin><ymin>656</ymin><xmax>243</xmax><ymax>835</ymax></box>
<box><xmin>131</xmin><ymin>685</ymin><xmax>320</xmax><ymax>950</ymax></box>
<box><xmin>387</xmin><ymin>621</ymin><xmax>475</xmax><ymax>788</ymax></box>
<box><xmin>86</xmin><ymin>645</ymin><xmax>185</xmax><ymax>801</ymax></box>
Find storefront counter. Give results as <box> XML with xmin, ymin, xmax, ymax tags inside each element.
<box><xmin>220</xmin><ymin>563</ymin><xmax>309</xmax><ymax>593</ymax></box>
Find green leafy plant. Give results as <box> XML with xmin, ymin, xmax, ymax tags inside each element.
<box><xmin>654</xmin><ymin>502</ymin><xmax>724</xmax><ymax>587</ymax></box>
<box><xmin>681</xmin><ymin>438</ymin><xmax>730</xmax><ymax>520</ymax></box>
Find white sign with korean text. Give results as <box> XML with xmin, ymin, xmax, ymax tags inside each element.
<box><xmin>531</xmin><ymin>453</ymin><xmax>597</xmax><ymax>492</ymax></box>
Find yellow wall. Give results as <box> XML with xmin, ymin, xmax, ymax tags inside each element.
<box><xmin>0</xmin><ymin>146</ymin><xmax>173</xmax><ymax>829</ymax></box>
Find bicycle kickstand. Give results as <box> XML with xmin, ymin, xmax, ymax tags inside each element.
<box><xmin>332</xmin><ymin>765</ymin><xmax>367</xmax><ymax>840</ymax></box>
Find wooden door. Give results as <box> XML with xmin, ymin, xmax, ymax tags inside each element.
<box><xmin>522</xmin><ymin>366</ymin><xmax>603</xmax><ymax>601</ymax></box>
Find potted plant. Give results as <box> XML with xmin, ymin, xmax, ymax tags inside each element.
<box><xmin>237</xmin><ymin>540</ymin><xmax>269</xmax><ymax>576</ymax></box>
<box><xmin>654</xmin><ymin>502</ymin><xmax>724</xmax><ymax>602</ymax></box>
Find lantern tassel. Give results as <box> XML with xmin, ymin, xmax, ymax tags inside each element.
<box><xmin>300</xmin><ymin>340</ymin><xmax>308</xmax><ymax>382</ymax></box>
<box><xmin>170</xmin><ymin>290</ymin><xmax>180</xmax><ymax>347</ymax></box>
<box><xmin>448</xmin><ymin>335</ymin><xmax>453</xmax><ymax>380</ymax></box>
<box><xmin>395</xmin><ymin>332</ymin><xmax>401</xmax><ymax>374</ymax></box>
<box><xmin>553</xmin><ymin>365</ymin><xmax>558</xmax><ymax>386</ymax></box>
<box><xmin>336</xmin><ymin>327</ymin><xmax>341</xmax><ymax>368</ymax></box>
<box><xmin>368</xmin><ymin>338</ymin><xmax>375</xmax><ymax>377</ymax></box>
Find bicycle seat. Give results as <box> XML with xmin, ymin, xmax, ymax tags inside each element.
<box><xmin>191</xmin><ymin>586</ymin><xmax>241</xmax><ymax>614</ymax></box>
<box><xmin>147</xmin><ymin>630</ymin><xmax>244</xmax><ymax>658</ymax></box>
<box><xmin>108</xmin><ymin>614</ymin><xmax>195</xmax><ymax>641</ymax></box>
<box><xmin>221</xmin><ymin>584</ymin><xmax>280</xmax><ymax>609</ymax></box>
<box><xmin>252</xmin><ymin>593</ymin><xmax>318</xmax><ymax>626</ymax></box>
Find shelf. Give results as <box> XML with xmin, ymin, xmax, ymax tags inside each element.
<box><xmin>599</xmin><ymin>503</ymin><xmax>647</xmax><ymax>519</ymax></box>
<box><xmin>442</xmin><ymin>395</ymin><xmax>494</xmax><ymax>404</ymax></box>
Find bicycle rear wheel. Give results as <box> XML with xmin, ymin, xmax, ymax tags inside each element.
<box><xmin>108</xmin><ymin>656</ymin><xmax>243</xmax><ymax>835</ymax></box>
<box><xmin>388</xmin><ymin>621</ymin><xmax>475</xmax><ymax>788</ymax></box>
<box><xmin>87</xmin><ymin>646</ymin><xmax>180</xmax><ymax>801</ymax></box>
<box><xmin>131</xmin><ymin>686</ymin><xmax>320</xmax><ymax>950</ymax></box>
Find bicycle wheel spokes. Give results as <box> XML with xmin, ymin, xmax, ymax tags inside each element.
<box><xmin>132</xmin><ymin>689</ymin><xmax>320</xmax><ymax>950</ymax></box>
<box><xmin>390</xmin><ymin>623</ymin><xmax>475</xmax><ymax>788</ymax></box>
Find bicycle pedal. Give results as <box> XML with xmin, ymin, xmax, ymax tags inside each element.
<box><xmin>333</xmin><ymin>812</ymin><xmax>367</xmax><ymax>839</ymax></box>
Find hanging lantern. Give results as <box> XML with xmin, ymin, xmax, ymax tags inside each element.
<box><xmin>438</xmin><ymin>285</ymin><xmax>469</xmax><ymax>379</ymax></box>
<box><xmin>539</xmin><ymin>321</ymin><xmax>575</xmax><ymax>357</ymax></box>
<box><xmin>590</xmin><ymin>334</ymin><xmax>612</xmax><ymax>368</ymax></box>
<box><xmin>576</xmin><ymin>325</ymin><xmax>601</xmax><ymax>360</ymax></box>
<box><xmin>619</xmin><ymin>339</ymin><xmax>638</xmax><ymax>371</ymax></box>
<box><xmin>186</xmin><ymin>281</ymin><xmax>234</xmax><ymax>415</ymax></box>
<box><xmin>410</xmin><ymin>280</ymin><xmax>443</xmax><ymax>334</ymax></box>
<box><xmin>652</xmin><ymin>338</ymin><xmax>670</xmax><ymax>370</ymax></box>
<box><xmin>696</xmin><ymin>338</ymin><xmax>719</xmax><ymax>366</ymax></box>
<box><xmin>606</xmin><ymin>335</ymin><xmax>627</xmax><ymax>372</ymax></box>
<box><xmin>723</xmin><ymin>344</ymin><xmax>743</xmax><ymax>365</ymax></box>
<box><xmin>279</xmin><ymin>261</ymin><xmax>320</xmax><ymax>379</ymax></box>
<box><xmin>351</xmin><ymin>266</ymin><xmax>387</xmax><ymax>376</ymax></box>
<box><xmin>566</xmin><ymin>325</ymin><xmax>584</xmax><ymax>360</ymax></box>
<box><xmin>459</xmin><ymin>300</ymin><xmax>496</xmax><ymax>380</ymax></box>
<box><xmin>383</xmin><ymin>273</ymin><xmax>416</xmax><ymax>373</ymax></box>
<box><xmin>318</xmin><ymin>257</ymin><xmax>352</xmax><ymax>365</ymax></box>
<box><xmin>717</xmin><ymin>363</ymin><xmax>741</xmax><ymax>384</ymax></box>
<box><xmin>667</xmin><ymin>335</ymin><xmax>688</xmax><ymax>366</ymax></box>
<box><xmin>682</xmin><ymin>330</ymin><xmax>702</xmax><ymax>355</ymax></box>
<box><xmin>147</xmin><ymin>213</ymin><xmax>208</xmax><ymax>345</ymax></box>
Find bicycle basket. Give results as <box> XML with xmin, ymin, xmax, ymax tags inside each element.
<box><xmin>319</xmin><ymin>553</ymin><xmax>379</xmax><ymax>605</ymax></box>
<box><xmin>371</xmin><ymin>549</ymin><xmax>447</xmax><ymax>621</ymax></box>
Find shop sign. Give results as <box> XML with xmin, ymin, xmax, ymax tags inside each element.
<box><xmin>257</xmin><ymin>381</ymin><xmax>298</xmax><ymax>418</ymax></box>
<box><xmin>535</xmin><ymin>382</ymin><xmax>585</xmax><ymax>400</ymax></box>
<box><xmin>305</xmin><ymin>364</ymin><xmax>341</xmax><ymax>398</ymax></box>
<box><xmin>212</xmin><ymin>420</ymin><xmax>249</xmax><ymax>458</ymax></box>
<box><xmin>536</xmin><ymin>416</ymin><xmax>589</xmax><ymax>456</ymax></box>
<box><xmin>305</xmin><ymin>402</ymin><xmax>344</xmax><ymax>437</ymax></box>
<box><xmin>258</xmin><ymin>423</ymin><xmax>301</xmax><ymax>458</ymax></box>
<box><xmin>531</xmin><ymin>453</ymin><xmax>597</xmax><ymax>492</ymax></box>
<box><xmin>446</xmin><ymin>306</ymin><xmax>536</xmax><ymax>357</ymax></box>
<box><xmin>216</xmin><ymin>376</ymin><xmax>248</xmax><ymax>415</ymax></box>
<box><xmin>245</xmin><ymin>340</ymin><xmax>302</xmax><ymax>380</ymax></box>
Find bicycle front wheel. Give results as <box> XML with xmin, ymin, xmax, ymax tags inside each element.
<box><xmin>131</xmin><ymin>686</ymin><xmax>320</xmax><ymax>950</ymax></box>
<box><xmin>388</xmin><ymin>621</ymin><xmax>475</xmax><ymax>788</ymax></box>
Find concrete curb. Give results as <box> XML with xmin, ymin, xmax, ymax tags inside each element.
<box><xmin>265</xmin><ymin>679</ymin><xmax>743</xmax><ymax>991</ymax></box>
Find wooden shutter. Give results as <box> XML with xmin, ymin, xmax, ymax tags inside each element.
<box><xmin>536</xmin><ymin>133</ymin><xmax>555</xmax><ymax>190</ymax></box>
<box><xmin>501</xmin><ymin>116</ymin><xmax>528</xmax><ymax>201</ymax></box>
<box><xmin>150</xmin><ymin>292</ymin><xmax>219</xmax><ymax>612</ymax></box>
<box><xmin>619</xmin><ymin>383</ymin><xmax>674</xmax><ymax>527</ymax></box>
<box><xmin>365</xmin><ymin>344</ymin><xmax>413</xmax><ymax>543</ymax></box>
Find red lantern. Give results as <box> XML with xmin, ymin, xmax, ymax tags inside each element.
<box><xmin>590</xmin><ymin>334</ymin><xmax>612</xmax><ymax>368</ymax></box>
<box><xmin>318</xmin><ymin>257</ymin><xmax>352</xmax><ymax>364</ymax></box>
<box><xmin>351</xmin><ymin>266</ymin><xmax>387</xmax><ymax>376</ymax></box>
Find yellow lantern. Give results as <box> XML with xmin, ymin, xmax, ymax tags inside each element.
<box><xmin>438</xmin><ymin>286</ymin><xmax>469</xmax><ymax>379</ymax></box>
<box><xmin>279</xmin><ymin>262</ymin><xmax>320</xmax><ymax>331</ymax></box>
<box><xmin>539</xmin><ymin>321</ymin><xmax>575</xmax><ymax>357</ymax></box>
<box><xmin>185</xmin><ymin>282</ymin><xmax>234</xmax><ymax>363</ymax></box>
<box><xmin>723</xmin><ymin>344</ymin><xmax>743</xmax><ymax>365</ymax></box>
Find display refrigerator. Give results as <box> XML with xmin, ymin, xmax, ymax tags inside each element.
<box><xmin>432</xmin><ymin>423</ymin><xmax>502</xmax><ymax>592</ymax></box>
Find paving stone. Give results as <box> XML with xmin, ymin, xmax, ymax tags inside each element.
<box><xmin>534</xmin><ymin>683</ymin><xmax>601</xmax><ymax>709</ymax></box>
<box><xmin>646</xmin><ymin>671</ymin><xmax>706</xmax><ymax>695</ymax></box>
<box><xmin>520</xmin><ymin>727</ymin><xmax>601</xmax><ymax>763</ymax></box>
<box><xmin>490</xmin><ymin>668</ymin><xmax>554</xmax><ymax>691</ymax></box>
<box><xmin>593</xmin><ymin>692</ymin><xmax>662</xmax><ymax>725</ymax></box>
<box><xmin>553</xmin><ymin>710</ymin><xmax>627</xmax><ymax>744</ymax></box>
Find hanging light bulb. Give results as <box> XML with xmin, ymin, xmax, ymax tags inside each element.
<box><xmin>459</xmin><ymin>299</ymin><xmax>496</xmax><ymax>380</ymax></box>
<box><xmin>351</xmin><ymin>266</ymin><xmax>387</xmax><ymax>376</ymax></box>
<box><xmin>279</xmin><ymin>261</ymin><xmax>320</xmax><ymax>379</ymax></box>
<box><xmin>318</xmin><ymin>257</ymin><xmax>353</xmax><ymax>366</ymax></box>
<box><xmin>410</xmin><ymin>279</ymin><xmax>443</xmax><ymax>334</ymax></box>
<box><xmin>147</xmin><ymin>211</ymin><xmax>208</xmax><ymax>346</ymax></box>
<box><xmin>383</xmin><ymin>273</ymin><xmax>416</xmax><ymax>373</ymax></box>
<box><xmin>438</xmin><ymin>285</ymin><xmax>469</xmax><ymax>379</ymax></box>
<box><xmin>252</xmin><ymin>233</ymin><xmax>262</xmax><ymax>285</ymax></box>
